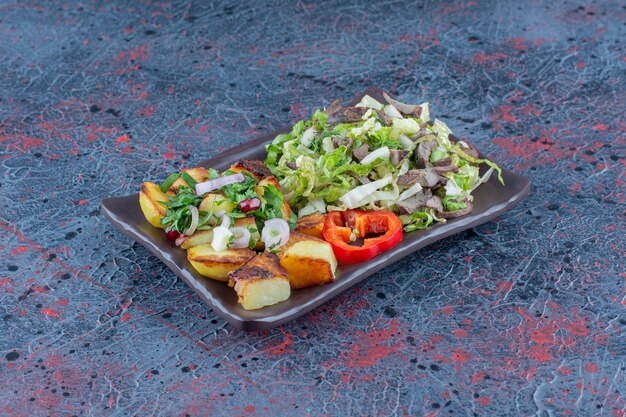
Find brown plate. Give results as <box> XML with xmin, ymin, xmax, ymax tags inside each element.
<box><xmin>101</xmin><ymin>87</ymin><xmax>531</xmax><ymax>331</ymax></box>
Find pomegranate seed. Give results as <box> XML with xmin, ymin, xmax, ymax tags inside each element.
<box><xmin>239</xmin><ymin>197</ymin><xmax>261</xmax><ymax>213</ymax></box>
<box><xmin>165</xmin><ymin>228</ymin><xmax>180</xmax><ymax>241</ymax></box>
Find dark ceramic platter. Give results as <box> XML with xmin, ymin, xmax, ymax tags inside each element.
<box><xmin>101</xmin><ymin>87</ymin><xmax>531</xmax><ymax>331</ymax></box>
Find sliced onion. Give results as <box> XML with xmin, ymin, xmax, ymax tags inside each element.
<box><xmin>220</xmin><ymin>213</ymin><xmax>231</xmax><ymax>228</ymax></box>
<box><xmin>195</xmin><ymin>173</ymin><xmax>245</xmax><ymax>195</ymax></box>
<box><xmin>339</xmin><ymin>175</ymin><xmax>392</xmax><ymax>209</ymax></box>
<box><xmin>175</xmin><ymin>234</ymin><xmax>189</xmax><ymax>246</ymax></box>
<box><xmin>229</xmin><ymin>227</ymin><xmax>251</xmax><ymax>249</ymax></box>
<box><xmin>183</xmin><ymin>205</ymin><xmax>199</xmax><ymax>235</ymax></box>
<box><xmin>261</xmin><ymin>218</ymin><xmax>290</xmax><ymax>250</ymax></box>
<box><xmin>211</xmin><ymin>226</ymin><xmax>233</xmax><ymax>252</ymax></box>
<box><xmin>360</xmin><ymin>146</ymin><xmax>390</xmax><ymax>165</ymax></box>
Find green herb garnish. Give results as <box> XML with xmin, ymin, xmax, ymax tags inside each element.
<box><xmin>160</xmin><ymin>172</ymin><xmax>180</xmax><ymax>193</ymax></box>
<box><xmin>180</xmin><ymin>172</ymin><xmax>198</xmax><ymax>188</ymax></box>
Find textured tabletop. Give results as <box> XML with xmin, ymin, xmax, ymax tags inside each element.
<box><xmin>1</xmin><ymin>1</ymin><xmax>624</xmax><ymax>416</ymax></box>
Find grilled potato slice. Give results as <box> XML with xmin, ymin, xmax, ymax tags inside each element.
<box><xmin>180</xmin><ymin>229</ymin><xmax>214</xmax><ymax>249</ymax></box>
<box><xmin>277</xmin><ymin>232</ymin><xmax>337</xmax><ymax>289</ymax></box>
<box><xmin>255</xmin><ymin>176</ymin><xmax>293</xmax><ymax>222</ymax></box>
<box><xmin>139</xmin><ymin>182</ymin><xmax>172</xmax><ymax>228</ymax></box>
<box><xmin>229</xmin><ymin>253</ymin><xmax>290</xmax><ymax>310</ymax></box>
<box><xmin>295</xmin><ymin>213</ymin><xmax>326</xmax><ymax>239</ymax></box>
<box><xmin>229</xmin><ymin>159</ymin><xmax>272</xmax><ymax>180</ymax></box>
<box><xmin>198</xmin><ymin>192</ymin><xmax>237</xmax><ymax>214</ymax></box>
<box><xmin>168</xmin><ymin>167</ymin><xmax>209</xmax><ymax>193</ymax></box>
<box><xmin>187</xmin><ymin>244</ymin><xmax>255</xmax><ymax>281</ymax></box>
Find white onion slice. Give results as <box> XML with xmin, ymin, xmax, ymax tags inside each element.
<box><xmin>211</xmin><ymin>226</ymin><xmax>233</xmax><ymax>252</ymax></box>
<box><xmin>360</xmin><ymin>146</ymin><xmax>390</xmax><ymax>165</ymax></box>
<box><xmin>229</xmin><ymin>227</ymin><xmax>251</xmax><ymax>249</ymax></box>
<box><xmin>261</xmin><ymin>218</ymin><xmax>290</xmax><ymax>250</ymax></box>
<box><xmin>183</xmin><ymin>205</ymin><xmax>199</xmax><ymax>235</ymax></box>
<box><xmin>220</xmin><ymin>213</ymin><xmax>231</xmax><ymax>228</ymax></box>
<box><xmin>195</xmin><ymin>173</ymin><xmax>245</xmax><ymax>195</ymax></box>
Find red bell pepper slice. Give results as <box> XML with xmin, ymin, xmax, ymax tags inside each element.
<box><xmin>322</xmin><ymin>210</ymin><xmax>403</xmax><ymax>264</ymax></box>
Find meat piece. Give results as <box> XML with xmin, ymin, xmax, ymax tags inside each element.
<box><xmin>286</xmin><ymin>161</ymin><xmax>297</xmax><ymax>170</ymax></box>
<box><xmin>449</xmin><ymin>134</ymin><xmax>480</xmax><ymax>159</ymax></box>
<box><xmin>352</xmin><ymin>143</ymin><xmax>369</xmax><ymax>161</ymax></box>
<box><xmin>438</xmin><ymin>200</ymin><xmax>474</xmax><ymax>219</ymax></box>
<box><xmin>431</xmin><ymin>157</ymin><xmax>452</xmax><ymax>167</ymax></box>
<box><xmin>411</xmin><ymin>128</ymin><xmax>432</xmax><ymax>140</ymax></box>
<box><xmin>325</xmin><ymin>98</ymin><xmax>343</xmax><ymax>117</ymax></box>
<box><xmin>396</xmin><ymin>189</ymin><xmax>432</xmax><ymax>214</ymax></box>
<box><xmin>382</xmin><ymin>92</ymin><xmax>423</xmax><ymax>119</ymax></box>
<box><xmin>332</xmin><ymin>136</ymin><xmax>353</xmax><ymax>149</ymax></box>
<box><xmin>398</xmin><ymin>169</ymin><xmax>443</xmax><ymax>188</ymax></box>
<box><xmin>390</xmin><ymin>149</ymin><xmax>409</xmax><ymax>165</ymax></box>
<box><xmin>431</xmin><ymin>164</ymin><xmax>459</xmax><ymax>174</ymax></box>
<box><xmin>327</xmin><ymin>106</ymin><xmax>368</xmax><ymax>124</ymax></box>
<box><xmin>425</xmin><ymin>196</ymin><xmax>443</xmax><ymax>213</ymax></box>
<box><xmin>229</xmin><ymin>159</ymin><xmax>272</xmax><ymax>179</ymax></box>
<box><xmin>415</xmin><ymin>139</ymin><xmax>437</xmax><ymax>168</ymax></box>
<box><xmin>375</xmin><ymin>109</ymin><xmax>394</xmax><ymax>126</ymax></box>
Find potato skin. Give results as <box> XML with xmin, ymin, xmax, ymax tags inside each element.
<box><xmin>139</xmin><ymin>182</ymin><xmax>171</xmax><ymax>228</ymax></box>
<box><xmin>187</xmin><ymin>244</ymin><xmax>255</xmax><ymax>281</ymax></box>
<box><xmin>295</xmin><ymin>213</ymin><xmax>326</xmax><ymax>239</ymax></box>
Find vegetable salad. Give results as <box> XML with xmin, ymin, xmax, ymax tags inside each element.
<box><xmin>265</xmin><ymin>93</ymin><xmax>503</xmax><ymax>232</ymax></box>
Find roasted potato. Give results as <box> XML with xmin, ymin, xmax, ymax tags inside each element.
<box><xmin>229</xmin><ymin>159</ymin><xmax>272</xmax><ymax>179</ymax></box>
<box><xmin>180</xmin><ymin>229</ymin><xmax>214</xmax><ymax>249</ymax></box>
<box><xmin>168</xmin><ymin>167</ymin><xmax>209</xmax><ymax>193</ymax></box>
<box><xmin>139</xmin><ymin>182</ymin><xmax>172</xmax><ymax>228</ymax></box>
<box><xmin>277</xmin><ymin>232</ymin><xmax>337</xmax><ymax>289</ymax></box>
<box><xmin>187</xmin><ymin>244</ymin><xmax>255</xmax><ymax>281</ymax></box>
<box><xmin>198</xmin><ymin>192</ymin><xmax>237</xmax><ymax>214</ymax></box>
<box><xmin>255</xmin><ymin>176</ymin><xmax>293</xmax><ymax>222</ymax></box>
<box><xmin>229</xmin><ymin>253</ymin><xmax>290</xmax><ymax>310</ymax></box>
<box><xmin>295</xmin><ymin>213</ymin><xmax>326</xmax><ymax>239</ymax></box>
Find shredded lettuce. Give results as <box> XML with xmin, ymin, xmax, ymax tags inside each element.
<box><xmin>264</xmin><ymin>96</ymin><xmax>505</xmax><ymax>229</ymax></box>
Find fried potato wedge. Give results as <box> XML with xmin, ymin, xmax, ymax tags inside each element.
<box><xmin>168</xmin><ymin>167</ymin><xmax>209</xmax><ymax>193</ymax></box>
<box><xmin>139</xmin><ymin>182</ymin><xmax>172</xmax><ymax>228</ymax></box>
<box><xmin>187</xmin><ymin>244</ymin><xmax>255</xmax><ymax>281</ymax></box>
<box><xmin>229</xmin><ymin>253</ymin><xmax>290</xmax><ymax>310</ymax></box>
<box><xmin>180</xmin><ymin>229</ymin><xmax>214</xmax><ymax>249</ymax></box>
<box><xmin>277</xmin><ymin>232</ymin><xmax>337</xmax><ymax>289</ymax></box>
<box><xmin>295</xmin><ymin>213</ymin><xmax>326</xmax><ymax>239</ymax></box>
